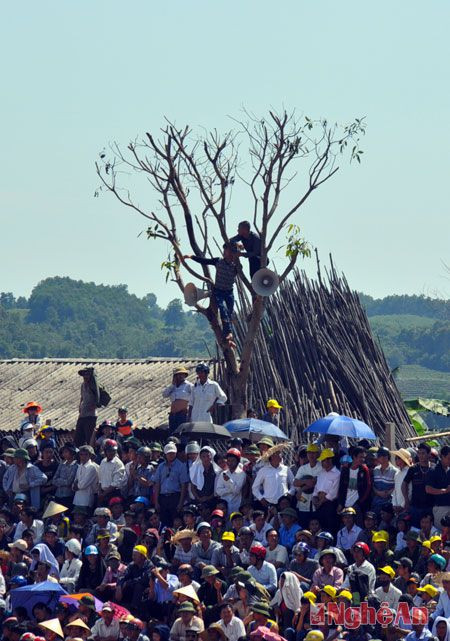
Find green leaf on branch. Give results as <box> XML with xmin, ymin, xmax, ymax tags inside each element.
<box><xmin>161</xmin><ymin>258</ymin><xmax>177</xmax><ymax>283</ymax></box>
<box><xmin>279</xmin><ymin>224</ymin><xmax>311</xmax><ymax>260</ymax></box>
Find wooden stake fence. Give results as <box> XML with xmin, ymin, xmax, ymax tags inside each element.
<box><xmin>219</xmin><ymin>256</ymin><xmax>416</xmax><ymax>447</ymax></box>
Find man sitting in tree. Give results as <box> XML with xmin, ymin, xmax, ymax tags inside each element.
<box><xmin>184</xmin><ymin>242</ymin><xmax>240</xmax><ymax>346</ymax></box>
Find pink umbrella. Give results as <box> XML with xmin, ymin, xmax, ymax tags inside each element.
<box><xmin>59</xmin><ymin>593</ymin><xmax>129</xmax><ymax>619</ymax></box>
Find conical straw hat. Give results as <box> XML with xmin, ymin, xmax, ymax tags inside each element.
<box><xmin>42</xmin><ymin>501</ymin><xmax>68</xmax><ymax>519</ymax></box>
<box><xmin>171</xmin><ymin>529</ymin><xmax>198</xmax><ymax>545</ymax></box>
<box><xmin>173</xmin><ymin>584</ymin><xmax>200</xmax><ymax>603</ymax></box>
<box><xmin>39</xmin><ymin>618</ymin><xmax>64</xmax><ymax>638</ymax></box>
<box><xmin>260</xmin><ymin>441</ymin><xmax>291</xmax><ymax>462</ymax></box>
<box><xmin>66</xmin><ymin>618</ymin><xmax>91</xmax><ymax>631</ymax></box>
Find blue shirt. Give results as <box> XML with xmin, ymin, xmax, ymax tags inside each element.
<box><xmin>405</xmin><ymin>629</ymin><xmax>433</xmax><ymax>641</ymax></box>
<box><xmin>153</xmin><ymin>459</ymin><xmax>189</xmax><ymax>494</ymax></box>
<box><xmin>279</xmin><ymin>523</ymin><xmax>301</xmax><ymax>551</ymax></box>
<box><xmin>155</xmin><ymin>573</ymin><xmax>179</xmax><ymax>603</ymax></box>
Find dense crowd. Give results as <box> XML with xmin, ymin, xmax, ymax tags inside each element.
<box><xmin>1</xmin><ymin>366</ymin><xmax>450</xmax><ymax>641</ymax></box>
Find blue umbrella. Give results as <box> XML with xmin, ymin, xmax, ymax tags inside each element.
<box><xmin>224</xmin><ymin>418</ymin><xmax>289</xmax><ymax>441</ymax></box>
<box><xmin>11</xmin><ymin>580</ymin><xmax>67</xmax><ymax>618</ymax></box>
<box><xmin>305</xmin><ymin>413</ymin><xmax>376</xmax><ymax>440</ymax></box>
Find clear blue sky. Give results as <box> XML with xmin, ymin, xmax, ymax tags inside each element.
<box><xmin>2</xmin><ymin>1</ymin><xmax>449</xmax><ymax>306</ymax></box>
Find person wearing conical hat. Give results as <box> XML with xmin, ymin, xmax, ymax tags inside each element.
<box><xmin>163</xmin><ymin>366</ymin><xmax>193</xmax><ymax>434</ymax></box>
<box><xmin>38</xmin><ymin>618</ymin><xmax>64</xmax><ymax>641</ymax></box>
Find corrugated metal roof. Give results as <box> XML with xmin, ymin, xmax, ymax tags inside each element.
<box><xmin>0</xmin><ymin>358</ymin><xmax>204</xmax><ymax>432</ymax></box>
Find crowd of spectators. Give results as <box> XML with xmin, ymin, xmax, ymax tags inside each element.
<box><xmin>0</xmin><ymin>386</ymin><xmax>450</xmax><ymax>641</ymax></box>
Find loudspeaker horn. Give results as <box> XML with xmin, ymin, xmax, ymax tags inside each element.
<box><xmin>251</xmin><ymin>268</ymin><xmax>280</xmax><ymax>297</ymax></box>
<box><xmin>184</xmin><ymin>282</ymin><xmax>210</xmax><ymax>307</ymax></box>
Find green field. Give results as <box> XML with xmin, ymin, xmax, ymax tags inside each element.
<box><xmin>394</xmin><ymin>364</ymin><xmax>450</xmax><ymax>401</ymax></box>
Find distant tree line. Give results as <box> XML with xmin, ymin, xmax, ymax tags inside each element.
<box><xmin>0</xmin><ymin>277</ymin><xmax>213</xmax><ymax>359</ymax></box>
<box><xmin>0</xmin><ymin>278</ymin><xmax>448</xmax><ymax>372</ymax></box>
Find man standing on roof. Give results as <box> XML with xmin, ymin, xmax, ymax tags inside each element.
<box><xmin>189</xmin><ymin>364</ymin><xmax>227</xmax><ymax>424</ymax></box>
<box><xmin>230</xmin><ymin>220</ymin><xmax>264</xmax><ymax>278</ymax></box>
<box><xmin>75</xmin><ymin>368</ymin><xmax>99</xmax><ymax>446</ymax></box>
<box><xmin>163</xmin><ymin>367</ymin><xmax>193</xmax><ymax>434</ymax></box>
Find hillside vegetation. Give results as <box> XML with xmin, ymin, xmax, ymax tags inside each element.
<box><xmin>0</xmin><ymin>280</ymin><xmax>448</xmax><ymax>398</ymax></box>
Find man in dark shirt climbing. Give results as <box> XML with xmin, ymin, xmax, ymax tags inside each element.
<box><xmin>184</xmin><ymin>242</ymin><xmax>239</xmax><ymax>346</ymax></box>
<box><xmin>231</xmin><ymin>220</ymin><xmax>264</xmax><ymax>278</ymax></box>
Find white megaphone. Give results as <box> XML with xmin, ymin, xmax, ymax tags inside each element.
<box><xmin>184</xmin><ymin>282</ymin><xmax>211</xmax><ymax>307</ymax></box>
<box><xmin>251</xmin><ymin>268</ymin><xmax>279</xmax><ymax>297</ymax></box>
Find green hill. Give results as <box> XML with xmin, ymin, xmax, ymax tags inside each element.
<box><xmin>0</xmin><ymin>277</ymin><xmax>214</xmax><ymax>359</ymax></box>
<box><xmin>0</xmin><ymin>280</ymin><xmax>448</xmax><ymax>399</ymax></box>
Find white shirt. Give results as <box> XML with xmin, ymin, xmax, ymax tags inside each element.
<box><xmin>14</xmin><ymin>519</ymin><xmax>44</xmax><ymax>544</ymax></box>
<box><xmin>336</xmin><ymin>524</ymin><xmax>363</xmax><ymax>550</ymax></box>
<box><xmin>250</xmin><ymin>521</ymin><xmax>273</xmax><ymax>547</ymax></box>
<box><xmin>374</xmin><ymin>583</ymin><xmax>402</xmax><ymax>609</ymax></box>
<box><xmin>59</xmin><ymin>558</ymin><xmax>82</xmax><ymax>593</ymax></box>
<box><xmin>252</xmin><ymin>463</ymin><xmax>294</xmax><ymax>504</ymax></box>
<box><xmin>345</xmin><ymin>467</ymin><xmax>359</xmax><ymax>507</ymax></box>
<box><xmin>74</xmin><ymin>461</ymin><xmax>99</xmax><ymax>507</ymax></box>
<box><xmin>294</xmin><ymin>462</ymin><xmax>321</xmax><ymax>511</ymax></box>
<box><xmin>215</xmin><ymin>466</ymin><xmax>246</xmax><ymax>514</ymax></box>
<box><xmin>98</xmin><ymin>456</ymin><xmax>126</xmax><ymax>490</ymax></box>
<box><xmin>433</xmin><ymin>590</ymin><xmax>450</xmax><ymax>618</ymax></box>
<box><xmin>265</xmin><ymin>543</ymin><xmax>289</xmax><ymax>567</ymax></box>
<box><xmin>163</xmin><ymin>381</ymin><xmax>193</xmax><ymax>402</ymax></box>
<box><xmin>313</xmin><ymin>466</ymin><xmax>341</xmax><ymax>501</ymax></box>
<box><xmin>0</xmin><ymin>569</ymin><xmax>6</xmax><ymax>597</ymax></box>
<box><xmin>91</xmin><ymin>617</ymin><xmax>120</xmax><ymax>639</ymax></box>
<box><xmin>219</xmin><ymin>617</ymin><xmax>246</xmax><ymax>641</ymax></box>
<box><xmin>189</xmin><ymin>379</ymin><xmax>227</xmax><ymax>422</ymax></box>
<box><xmin>392</xmin><ymin>466</ymin><xmax>410</xmax><ymax>508</ymax></box>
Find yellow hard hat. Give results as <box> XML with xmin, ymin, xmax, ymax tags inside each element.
<box><xmin>417</xmin><ymin>584</ymin><xmax>439</xmax><ymax>599</ymax></box>
<box><xmin>378</xmin><ymin>565</ymin><xmax>396</xmax><ymax>580</ymax></box>
<box><xmin>430</xmin><ymin>535</ymin><xmax>442</xmax><ymax>544</ymax></box>
<box><xmin>133</xmin><ymin>545</ymin><xmax>148</xmax><ymax>557</ymax></box>
<box><xmin>372</xmin><ymin>530</ymin><xmax>389</xmax><ymax>543</ymax></box>
<box><xmin>266</xmin><ymin>399</ymin><xmax>282</xmax><ymax>409</ymax></box>
<box><xmin>338</xmin><ymin>590</ymin><xmax>353</xmax><ymax>601</ymax></box>
<box><xmin>321</xmin><ymin>585</ymin><xmax>337</xmax><ymax>599</ymax></box>
<box><xmin>305</xmin><ymin>632</ymin><xmax>324</xmax><ymax>641</ymax></box>
<box><xmin>222</xmin><ymin>531</ymin><xmax>236</xmax><ymax>542</ymax></box>
<box><xmin>306</xmin><ymin>443</ymin><xmax>320</xmax><ymax>453</ymax></box>
<box><xmin>318</xmin><ymin>448</ymin><xmax>334</xmax><ymax>462</ymax></box>
<box><xmin>303</xmin><ymin>591</ymin><xmax>317</xmax><ymax>604</ymax></box>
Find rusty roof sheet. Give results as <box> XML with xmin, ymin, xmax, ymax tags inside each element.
<box><xmin>0</xmin><ymin>358</ymin><xmax>205</xmax><ymax>432</ymax></box>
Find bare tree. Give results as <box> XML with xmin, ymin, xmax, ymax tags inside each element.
<box><xmin>96</xmin><ymin>110</ymin><xmax>365</xmax><ymax>418</ymax></box>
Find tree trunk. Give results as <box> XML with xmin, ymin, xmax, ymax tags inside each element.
<box><xmin>203</xmin><ymin>295</ymin><xmax>265</xmax><ymax>419</ymax></box>
<box><xmin>228</xmin><ymin>372</ymin><xmax>247</xmax><ymax>419</ymax></box>
<box><xmin>227</xmin><ymin>296</ymin><xmax>265</xmax><ymax>419</ymax></box>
